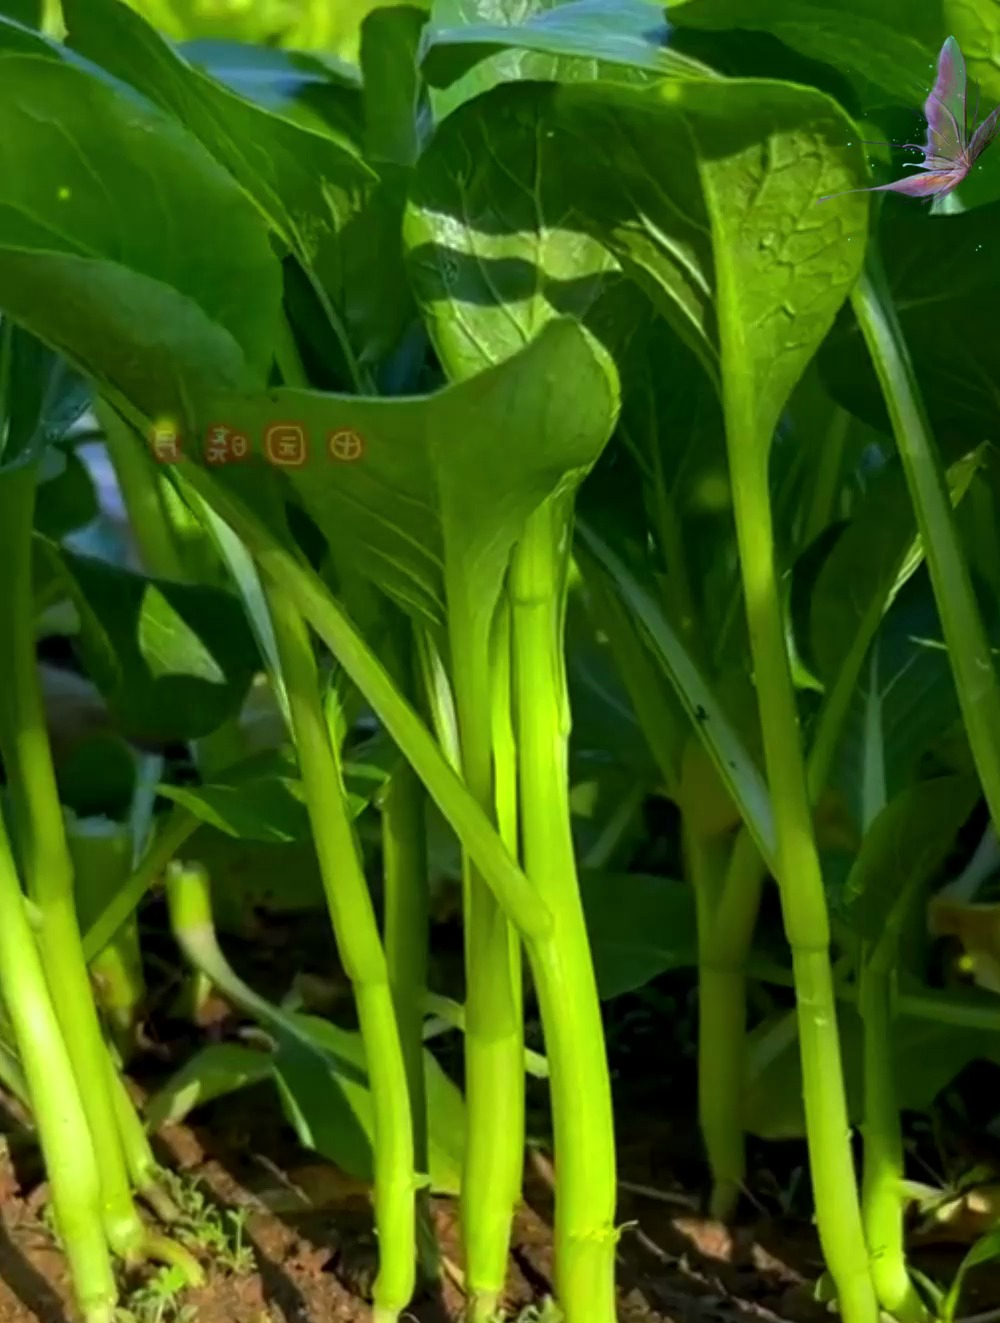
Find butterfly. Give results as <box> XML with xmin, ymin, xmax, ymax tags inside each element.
<box><xmin>818</xmin><ymin>35</ymin><xmax>1000</xmax><ymax>202</ymax></box>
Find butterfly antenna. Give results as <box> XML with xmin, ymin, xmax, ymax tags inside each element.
<box><xmin>857</xmin><ymin>138</ymin><xmax>925</xmax><ymax>151</ymax></box>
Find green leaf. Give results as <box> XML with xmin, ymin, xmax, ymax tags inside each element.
<box><xmin>43</xmin><ymin>542</ymin><xmax>258</xmax><ymax>744</ymax></box>
<box><xmin>827</xmin><ymin>573</ymin><xmax>974</xmax><ymax>832</ymax></box>
<box><xmin>282</xmin><ymin>1012</ymin><xmax>464</xmax><ymax>1195</ymax></box>
<box><xmin>157</xmin><ymin>744</ymin><xmax>392</xmax><ymax>842</ymax></box>
<box><xmin>746</xmin><ymin>1006</ymin><xmax>1000</xmax><ymax>1141</ymax></box>
<box><xmin>36</xmin><ymin>445</ymin><xmax>100</xmax><ymax>539</ymax></box>
<box><xmin>147</xmin><ymin>1016</ymin><xmax>465</xmax><ymax>1193</ymax></box>
<box><xmin>160</xmin><ymin>753</ymin><xmax>311</xmax><ymax>844</ymax></box>
<box><xmin>411</xmin><ymin>79</ymin><xmax>722</xmax><ymax>379</ymax></box>
<box><xmin>0</xmin><ymin>326</ymin><xmax>91</xmax><ymax>471</ymax></box>
<box><xmin>823</xmin><ymin>203</ymin><xmax>1000</xmax><ymax>440</ymax></box>
<box><xmin>0</xmin><ymin>52</ymin><xmax>281</xmax><ymax>415</ymax></box>
<box><xmin>361</xmin><ymin>6</ymin><xmax>428</xmax><ymax>167</ymax></box>
<box><xmin>197</xmin><ymin>321</ymin><xmax>619</xmax><ymax>652</ymax></box>
<box><xmin>841</xmin><ymin>775</ymin><xmax>978</xmax><ymax>948</ymax></box>
<box><xmin>667</xmin><ymin>76</ymin><xmax>868</xmax><ymax>458</ymax></box>
<box><xmin>579</xmin><ymin>871</ymin><xmax>697</xmax><ymax>999</ymax></box>
<box><xmin>0</xmin><ymin>0</ymin><xmax>41</xmax><ymax>25</ymax></box>
<box><xmin>577</xmin><ymin>521</ymin><xmax>777</xmax><ymax>867</ymax></box>
<box><xmin>65</xmin><ymin>814</ymin><xmax>135</xmax><ymax>936</ymax></box>
<box><xmin>423</xmin><ymin>0</ymin><xmax>709</xmax><ymax>113</ymax></box>
<box><xmin>667</xmin><ymin>0</ymin><xmax>939</xmax><ymax>110</ymax></box>
<box><xmin>189</xmin><ymin>831</ymin><xmax>326</xmax><ymax>931</ymax></box>
<box><xmin>807</xmin><ymin>461</ymin><xmax>925</xmax><ymax>688</ymax></box>
<box><xmin>942</xmin><ymin>1226</ymin><xmax>1000</xmax><ymax>1323</ymax></box>
<box><xmin>144</xmin><ymin>1042</ymin><xmax>274</xmax><ymax>1131</ymax></box>
<box><xmin>405</xmin><ymin>81</ymin><xmax>631</xmax><ymax>380</ymax></box>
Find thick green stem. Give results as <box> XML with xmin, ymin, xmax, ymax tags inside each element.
<box><xmin>450</xmin><ymin>597</ymin><xmax>524</xmax><ymax>1321</ymax></box>
<box><xmin>82</xmin><ymin>808</ymin><xmax>198</xmax><ymax>963</ymax></box>
<box><xmin>512</xmin><ymin>499</ymin><xmax>617</xmax><ymax>1323</ymax></box>
<box><xmin>858</xmin><ymin>961</ymin><xmax>927</xmax><ymax>1322</ymax></box>
<box><xmin>724</xmin><ymin>445</ymin><xmax>876</xmax><ymax>1321</ymax></box>
<box><xmin>267</xmin><ymin>588</ymin><xmax>415</xmax><ymax>1321</ymax></box>
<box><xmin>0</xmin><ymin>464</ymin><xmax>144</xmax><ymax>1258</ymax></box>
<box><xmin>175</xmin><ymin>462</ymin><xmax>550</xmax><ymax>944</ymax></box>
<box><xmin>98</xmin><ymin>399</ymin><xmax>187</xmax><ymax>581</ymax></box>
<box><xmin>851</xmin><ymin>259</ymin><xmax>1000</xmax><ymax>830</ymax></box>
<box><xmin>0</xmin><ymin>815</ymin><xmax>116</xmax><ymax>1322</ymax></box>
<box><xmin>381</xmin><ymin>620</ymin><xmax>437</xmax><ymax>1284</ymax></box>
<box><xmin>691</xmin><ymin>827</ymin><xmax>765</xmax><ymax>1220</ymax></box>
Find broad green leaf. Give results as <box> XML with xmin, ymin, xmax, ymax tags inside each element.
<box><xmin>823</xmin><ymin>202</ymin><xmax>1000</xmax><ymax>440</ymax></box>
<box><xmin>406</xmin><ymin>82</ymin><xmax>628</xmax><ymax>379</ymax></box>
<box><xmin>577</xmin><ymin>522</ymin><xmax>777</xmax><ymax>867</ymax></box>
<box><xmin>406</xmin><ymin>76</ymin><xmax>724</xmax><ymax>393</ymax></box>
<box><xmin>746</xmin><ymin>1005</ymin><xmax>1000</xmax><ymax>1140</ymax></box>
<box><xmin>807</xmin><ymin>461</ymin><xmax>928</xmax><ymax>687</ymax></box>
<box><xmin>0</xmin><ymin>0</ymin><xmax>41</xmax><ymax>24</ymax></box>
<box><xmin>36</xmin><ymin>446</ymin><xmax>100</xmax><ymax>540</ymax></box>
<box><xmin>145</xmin><ymin>1042</ymin><xmax>273</xmax><ymax>1131</ymax></box>
<box><xmin>664</xmin><ymin>76</ymin><xmax>868</xmax><ymax>459</ymax></box>
<box><xmin>942</xmin><ymin>1227</ymin><xmax>1000</xmax><ymax>1323</ymax></box>
<box><xmin>43</xmin><ymin>542</ymin><xmax>258</xmax><ymax>743</ymax></box>
<box><xmin>579</xmin><ymin>871</ymin><xmax>697</xmax><ymax>998</ymax></box>
<box><xmin>157</xmin><ymin>742</ymin><xmax>394</xmax><ymax>843</ymax></box>
<box><xmin>841</xmin><ymin>775</ymin><xmax>978</xmax><ymax>947</ymax></box>
<box><xmin>66</xmin><ymin>814</ymin><xmax>135</xmax><ymax>936</ymax></box>
<box><xmin>57</xmin><ymin>734</ymin><xmax>137</xmax><ymax>819</ymax></box>
<box><xmin>829</xmin><ymin>573</ymin><xmax>971</xmax><ymax>833</ymax></box>
<box><xmin>196</xmin><ymin>321</ymin><xmax>619</xmax><ymax>652</ymax></box>
<box><xmin>0</xmin><ymin>326</ymin><xmax>90</xmax><ymax>470</ymax></box>
<box><xmin>188</xmin><ymin>831</ymin><xmax>326</xmax><ymax>932</ymax></box>
<box><xmin>667</xmin><ymin>0</ymin><xmax>939</xmax><ymax>110</ymax></box>
<box><xmin>361</xmin><ymin>6</ymin><xmax>428</xmax><ymax>167</ymax></box>
<box><xmin>423</xmin><ymin>0</ymin><xmax>711</xmax><ymax>115</ymax></box>
<box><xmin>146</xmin><ymin>1017</ymin><xmax>465</xmax><ymax>1192</ymax></box>
<box><xmin>160</xmin><ymin>752</ymin><xmax>312</xmax><ymax>844</ymax></box>
<box><xmin>0</xmin><ymin>53</ymin><xmax>281</xmax><ymax>416</ymax></box>
<box><xmin>284</xmin><ymin>1013</ymin><xmax>465</xmax><ymax>1195</ymax></box>
<box><xmin>62</xmin><ymin>0</ymin><xmax>409</xmax><ymax>373</ymax></box>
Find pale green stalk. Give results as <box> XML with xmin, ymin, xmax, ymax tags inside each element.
<box><xmin>0</xmin><ymin>465</ymin><xmax>200</xmax><ymax>1281</ymax></box>
<box><xmin>0</xmin><ymin>464</ymin><xmax>146</xmax><ymax>1257</ymax></box>
<box><xmin>267</xmin><ymin>587</ymin><xmax>415</xmax><ymax>1322</ymax></box>
<box><xmin>722</xmin><ymin>440</ymin><xmax>877</xmax><ymax>1321</ymax></box>
<box><xmin>174</xmin><ymin>462</ymin><xmax>550</xmax><ymax>943</ymax></box>
<box><xmin>381</xmin><ymin>618</ymin><xmax>437</xmax><ymax>1284</ymax></box>
<box><xmin>449</xmin><ymin>589</ymin><xmax>524</xmax><ymax>1322</ymax></box>
<box><xmin>0</xmin><ymin>814</ymin><xmax>116</xmax><ymax>1323</ymax></box>
<box><xmin>511</xmin><ymin>497</ymin><xmax>617</xmax><ymax>1323</ymax></box>
<box><xmin>858</xmin><ymin>956</ymin><xmax>927</xmax><ymax>1322</ymax></box>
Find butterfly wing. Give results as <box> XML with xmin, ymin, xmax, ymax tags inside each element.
<box><xmin>969</xmin><ymin>101</ymin><xmax>1000</xmax><ymax>160</ymax></box>
<box><xmin>924</xmin><ymin>36</ymin><xmax>968</xmax><ymax>161</ymax></box>
<box><xmin>817</xmin><ymin>167</ymin><xmax>966</xmax><ymax>203</ymax></box>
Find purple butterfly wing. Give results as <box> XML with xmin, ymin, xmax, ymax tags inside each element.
<box><xmin>969</xmin><ymin>101</ymin><xmax>1000</xmax><ymax>160</ymax></box>
<box><xmin>817</xmin><ymin>166</ymin><xmax>966</xmax><ymax>203</ymax></box>
<box><xmin>924</xmin><ymin>36</ymin><xmax>968</xmax><ymax>160</ymax></box>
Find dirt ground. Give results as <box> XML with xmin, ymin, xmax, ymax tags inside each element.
<box><xmin>1</xmin><ymin>1083</ymin><xmax>999</xmax><ymax>1323</ymax></box>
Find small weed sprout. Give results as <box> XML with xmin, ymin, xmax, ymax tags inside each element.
<box><xmin>162</xmin><ymin>1172</ymin><xmax>255</xmax><ymax>1275</ymax></box>
<box><xmin>118</xmin><ymin>1265</ymin><xmax>196</xmax><ymax>1323</ymax></box>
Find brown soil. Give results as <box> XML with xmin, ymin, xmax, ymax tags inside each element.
<box><xmin>2</xmin><ymin>1092</ymin><xmax>1000</xmax><ymax>1323</ymax></box>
